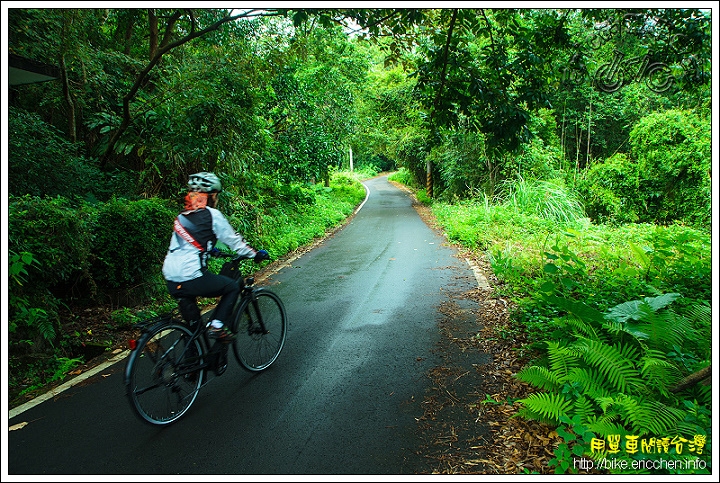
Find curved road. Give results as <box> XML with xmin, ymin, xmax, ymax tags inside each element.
<box><xmin>6</xmin><ymin>175</ymin><xmax>480</xmax><ymax>476</ymax></box>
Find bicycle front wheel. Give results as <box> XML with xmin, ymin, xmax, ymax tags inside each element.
<box><xmin>232</xmin><ymin>288</ymin><xmax>287</xmax><ymax>372</ymax></box>
<box><xmin>125</xmin><ymin>321</ymin><xmax>204</xmax><ymax>425</ymax></box>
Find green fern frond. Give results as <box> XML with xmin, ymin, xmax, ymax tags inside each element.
<box><xmin>676</xmin><ymin>420</ymin><xmax>704</xmax><ymax>439</ymax></box>
<box><xmin>567</xmin><ymin>367</ymin><xmax>613</xmax><ymax>400</ymax></box>
<box><xmin>546</xmin><ymin>341</ymin><xmax>581</xmax><ymax>379</ymax></box>
<box><xmin>565</xmin><ymin>314</ymin><xmax>603</xmax><ymax>341</ymax></box>
<box><xmin>517</xmin><ymin>392</ymin><xmax>573</xmax><ymax>426</ymax></box>
<box><xmin>644</xmin><ymin>400</ymin><xmax>687</xmax><ymax>435</ymax></box>
<box><xmin>37</xmin><ymin>317</ymin><xmax>57</xmax><ymax>344</ymax></box>
<box><xmin>631</xmin><ymin>311</ymin><xmax>690</xmax><ymax>352</ymax></box>
<box><xmin>516</xmin><ymin>366</ymin><xmax>562</xmax><ymax>391</ymax></box>
<box><xmin>604</xmin><ymin>293</ymin><xmax>695</xmax><ymax>353</ymax></box>
<box><xmin>585</xmin><ymin>414</ymin><xmax>629</xmax><ymax>439</ymax></box>
<box><xmin>640</xmin><ymin>355</ymin><xmax>682</xmax><ymax>396</ymax></box>
<box><xmin>684</xmin><ymin>299</ymin><xmax>711</xmax><ymax>323</ymax></box>
<box><xmin>695</xmin><ymin>384</ymin><xmax>712</xmax><ymax>406</ymax></box>
<box><xmin>601</xmin><ymin>394</ymin><xmax>686</xmax><ymax>436</ymax></box>
<box><xmin>576</xmin><ymin>338</ymin><xmax>643</xmax><ymax>393</ymax></box>
<box><xmin>596</xmin><ymin>396</ymin><xmax>616</xmax><ymax>413</ymax></box>
<box><xmin>572</xmin><ymin>395</ymin><xmax>596</xmax><ymax>423</ymax></box>
<box><xmin>614</xmin><ymin>340</ymin><xmax>641</xmax><ymax>362</ymax></box>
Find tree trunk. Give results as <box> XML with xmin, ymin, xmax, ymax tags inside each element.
<box><xmin>148</xmin><ymin>9</ymin><xmax>158</xmax><ymax>60</ymax></box>
<box><xmin>59</xmin><ymin>54</ymin><xmax>77</xmax><ymax>143</ymax></box>
<box><xmin>670</xmin><ymin>364</ymin><xmax>711</xmax><ymax>393</ymax></box>
<box><xmin>124</xmin><ymin>12</ymin><xmax>135</xmax><ymax>56</ymax></box>
<box><xmin>586</xmin><ymin>99</ymin><xmax>592</xmax><ymax>167</ymax></box>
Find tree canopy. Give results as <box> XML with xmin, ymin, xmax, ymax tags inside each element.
<box><xmin>7</xmin><ymin>7</ymin><xmax>711</xmax><ymax>209</ymax></box>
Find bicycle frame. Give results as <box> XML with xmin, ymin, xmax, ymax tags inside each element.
<box><xmin>124</xmin><ymin>249</ymin><xmax>286</xmax><ymax>425</ymax></box>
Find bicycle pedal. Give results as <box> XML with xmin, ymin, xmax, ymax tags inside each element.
<box><xmin>215</xmin><ymin>362</ymin><xmax>228</xmax><ymax>376</ymax></box>
<box><xmin>213</xmin><ymin>347</ymin><xmax>229</xmax><ymax>376</ymax></box>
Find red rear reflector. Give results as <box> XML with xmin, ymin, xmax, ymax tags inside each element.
<box><xmin>129</xmin><ymin>339</ymin><xmax>137</xmax><ymax>350</ymax></box>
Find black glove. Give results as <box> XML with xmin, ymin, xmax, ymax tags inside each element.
<box><xmin>254</xmin><ymin>249</ymin><xmax>270</xmax><ymax>263</ymax></box>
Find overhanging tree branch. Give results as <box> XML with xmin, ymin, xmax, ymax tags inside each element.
<box><xmin>99</xmin><ymin>9</ymin><xmax>283</xmax><ymax>169</ymax></box>
<box><xmin>670</xmin><ymin>364</ymin><xmax>711</xmax><ymax>393</ymax></box>
<box><xmin>426</xmin><ymin>9</ymin><xmax>458</xmax><ymax>198</ymax></box>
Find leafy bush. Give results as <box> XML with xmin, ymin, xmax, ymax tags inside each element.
<box><xmin>8</xmin><ymin>106</ymin><xmax>136</xmax><ymax>201</ymax></box>
<box><xmin>8</xmin><ymin>195</ymin><xmax>95</xmax><ymax>296</ymax></box>
<box><xmin>576</xmin><ymin>153</ymin><xmax>642</xmax><ymax>224</ymax></box>
<box><xmin>578</xmin><ymin>109</ymin><xmax>711</xmax><ymax>229</ymax></box>
<box><xmin>91</xmin><ymin>198</ymin><xmax>177</xmax><ymax>292</ymax></box>
<box><xmin>8</xmin><ymin>195</ymin><xmax>175</xmax><ymax>312</ymax></box>
<box><xmin>629</xmin><ymin>109</ymin><xmax>711</xmax><ymax>228</ymax></box>
<box><xmin>430</xmin><ymin>130</ymin><xmax>490</xmax><ymax>199</ymax></box>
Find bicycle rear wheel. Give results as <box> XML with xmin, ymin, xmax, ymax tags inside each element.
<box><xmin>231</xmin><ymin>288</ymin><xmax>287</xmax><ymax>372</ymax></box>
<box><xmin>125</xmin><ymin>321</ymin><xmax>204</xmax><ymax>425</ymax></box>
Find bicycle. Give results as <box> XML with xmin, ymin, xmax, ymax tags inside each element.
<box><xmin>123</xmin><ymin>251</ymin><xmax>287</xmax><ymax>425</ymax></box>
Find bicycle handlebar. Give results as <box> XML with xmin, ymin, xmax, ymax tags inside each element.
<box><xmin>211</xmin><ymin>250</ymin><xmax>248</xmax><ymax>260</ymax></box>
<box><xmin>210</xmin><ymin>249</ymin><xmax>268</xmax><ymax>262</ymax></box>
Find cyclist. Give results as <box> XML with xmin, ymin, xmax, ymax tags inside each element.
<box><xmin>162</xmin><ymin>171</ymin><xmax>269</xmax><ymax>342</ymax></box>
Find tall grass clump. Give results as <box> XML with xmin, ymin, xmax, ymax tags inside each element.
<box><xmin>388</xmin><ymin>167</ymin><xmax>420</xmax><ymax>188</ymax></box>
<box><xmin>499</xmin><ymin>177</ymin><xmax>586</xmax><ymax>223</ymax></box>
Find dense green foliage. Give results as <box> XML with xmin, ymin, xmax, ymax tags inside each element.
<box><xmin>7</xmin><ymin>7</ymin><xmax>712</xmax><ymax>473</ymax></box>
<box><xmin>430</xmin><ymin>198</ymin><xmax>711</xmax><ymax>474</ymax></box>
<box><xmin>578</xmin><ymin>109</ymin><xmax>711</xmax><ymax>226</ymax></box>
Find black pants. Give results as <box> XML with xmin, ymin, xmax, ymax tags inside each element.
<box><xmin>167</xmin><ymin>273</ymin><xmax>241</xmax><ymax>325</ymax></box>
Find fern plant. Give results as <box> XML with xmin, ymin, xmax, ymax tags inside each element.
<box><xmin>515</xmin><ymin>293</ymin><xmax>710</xmax><ymax>473</ymax></box>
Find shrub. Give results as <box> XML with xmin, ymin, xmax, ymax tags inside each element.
<box><xmin>91</xmin><ymin>198</ymin><xmax>176</xmax><ymax>291</ymax></box>
<box><xmin>629</xmin><ymin>109</ymin><xmax>711</xmax><ymax>228</ymax></box>
<box><xmin>7</xmin><ymin>106</ymin><xmax>133</xmax><ymax>201</ymax></box>
<box><xmin>579</xmin><ymin>109</ymin><xmax>710</xmax><ymax>229</ymax></box>
<box><xmin>8</xmin><ymin>195</ymin><xmax>95</xmax><ymax>295</ymax></box>
<box><xmin>576</xmin><ymin>153</ymin><xmax>641</xmax><ymax>224</ymax></box>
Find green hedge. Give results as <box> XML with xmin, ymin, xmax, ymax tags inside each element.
<box><xmin>8</xmin><ymin>195</ymin><xmax>175</xmax><ymax>306</ymax></box>
<box><xmin>8</xmin><ymin>195</ymin><xmax>95</xmax><ymax>293</ymax></box>
<box><xmin>92</xmin><ymin>198</ymin><xmax>176</xmax><ymax>289</ymax></box>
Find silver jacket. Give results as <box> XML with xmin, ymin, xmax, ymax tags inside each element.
<box><xmin>162</xmin><ymin>206</ymin><xmax>257</xmax><ymax>282</ymax></box>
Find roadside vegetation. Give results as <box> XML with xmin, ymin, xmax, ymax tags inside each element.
<box><xmin>7</xmin><ymin>7</ymin><xmax>712</xmax><ymax>474</ymax></box>
<box><xmin>390</xmin><ymin>169</ymin><xmax>712</xmax><ymax>474</ymax></box>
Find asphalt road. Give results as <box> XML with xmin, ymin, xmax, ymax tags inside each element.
<box><xmin>6</xmin><ymin>175</ymin><xmax>480</xmax><ymax>477</ymax></box>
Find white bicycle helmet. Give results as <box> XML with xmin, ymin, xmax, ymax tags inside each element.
<box><xmin>188</xmin><ymin>171</ymin><xmax>222</xmax><ymax>193</ymax></box>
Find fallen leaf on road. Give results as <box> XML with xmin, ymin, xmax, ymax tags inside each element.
<box><xmin>10</xmin><ymin>422</ymin><xmax>28</xmax><ymax>431</ymax></box>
